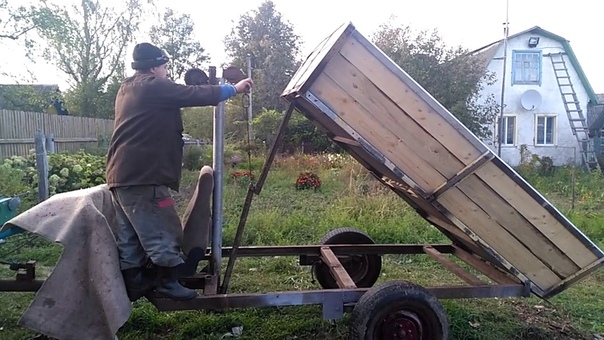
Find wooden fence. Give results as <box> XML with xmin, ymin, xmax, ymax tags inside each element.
<box><xmin>0</xmin><ymin>110</ymin><xmax>114</xmax><ymax>160</ymax></box>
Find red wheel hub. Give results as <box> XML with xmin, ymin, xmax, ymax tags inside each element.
<box><xmin>378</xmin><ymin>311</ymin><xmax>423</xmax><ymax>340</ymax></box>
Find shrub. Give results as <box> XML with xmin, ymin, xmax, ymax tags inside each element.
<box><xmin>295</xmin><ymin>171</ymin><xmax>321</xmax><ymax>191</ymax></box>
<box><xmin>182</xmin><ymin>146</ymin><xmax>204</xmax><ymax>171</ymax></box>
<box><xmin>0</xmin><ymin>164</ymin><xmax>29</xmax><ymax>196</ymax></box>
<box><xmin>1</xmin><ymin>150</ymin><xmax>106</xmax><ymax>195</ymax></box>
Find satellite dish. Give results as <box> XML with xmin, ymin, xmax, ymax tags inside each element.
<box><xmin>520</xmin><ymin>89</ymin><xmax>542</xmax><ymax>111</ymax></box>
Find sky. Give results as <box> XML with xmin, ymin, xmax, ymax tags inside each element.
<box><xmin>1</xmin><ymin>0</ymin><xmax>603</xmax><ymax>94</ymax></box>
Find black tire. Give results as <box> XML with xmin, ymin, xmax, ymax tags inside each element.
<box><xmin>349</xmin><ymin>280</ymin><xmax>449</xmax><ymax>340</ymax></box>
<box><xmin>313</xmin><ymin>227</ymin><xmax>382</xmax><ymax>289</ymax></box>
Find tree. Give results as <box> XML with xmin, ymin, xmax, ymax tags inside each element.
<box><xmin>182</xmin><ymin>106</ymin><xmax>214</xmax><ymax>140</ymax></box>
<box><xmin>148</xmin><ymin>8</ymin><xmax>210</xmax><ymax>82</ymax></box>
<box><xmin>251</xmin><ymin>108</ymin><xmax>338</xmax><ymax>153</ymax></box>
<box><xmin>0</xmin><ymin>0</ymin><xmax>50</xmax><ymax>40</ymax></box>
<box><xmin>0</xmin><ymin>84</ymin><xmax>62</xmax><ymax>113</ymax></box>
<box><xmin>224</xmin><ymin>0</ymin><xmax>301</xmax><ymax>114</ymax></box>
<box><xmin>27</xmin><ymin>0</ymin><xmax>152</xmax><ymax>118</ymax></box>
<box><xmin>371</xmin><ymin>18</ymin><xmax>499</xmax><ymax>139</ymax></box>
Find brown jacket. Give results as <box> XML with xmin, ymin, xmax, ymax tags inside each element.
<box><xmin>106</xmin><ymin>73</ymin><xmax>222</xmax><ymax>191</ymax></box>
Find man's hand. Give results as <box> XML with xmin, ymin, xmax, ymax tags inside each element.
<box><xmin>234</xmin><ymin>78</ymin><xmax>253</xmax><ymax>93</ymax></box>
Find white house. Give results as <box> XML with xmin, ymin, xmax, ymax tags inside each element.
<box><xmin>471</xmin><ymin>26</ymin><xmax>602</xmax><ymax>170</ymax></box>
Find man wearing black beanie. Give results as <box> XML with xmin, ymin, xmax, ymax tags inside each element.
<box><xmin>105</xmin><ymin>42</ymin><xmax>253</xmax><ymax>301</ymax></box>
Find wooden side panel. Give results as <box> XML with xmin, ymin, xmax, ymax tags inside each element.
<box><xmin>437</xmin><ymin>187</ymin><xmax>562</xmax><ymax>290</ymax></box>
<box><xmin>323</xmin><ymin>54</ymin><xmax>466</xmax><ymax>176</ymax></box>
<box><xmin>281</xmin><ymin>24</ymin><xmax>604</xmax><ymax>297</ymax></box>
<box><xmin>310</xmin><ymin>73</ymin><xmax>445</xmax><ymax>192</ymax></box>
<box><xmin>456</xmin><ymin>174</ymin><xmax>579</xmax><ymax>278</ymax></box>
<box><xmin>475</xmin><ymin>162</ymin><xmax>599</xmax><ymax>267</ymax></box>
<box><xmin>337</xmin><ymin>37</ymin><xmax>483</xmax><ymax>165</ymax></box>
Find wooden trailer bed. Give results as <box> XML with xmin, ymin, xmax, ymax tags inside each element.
<box><xmin>280</xmin><ymin>22</ymin><xmax>604</xmax><ymax>299</ymax></box>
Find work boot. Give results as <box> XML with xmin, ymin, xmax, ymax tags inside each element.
<box><xmin>121</xmin><ymin>267</ymin><xmax>155</xmax><ymax>302</ymax></box>
<box><xmin>155</xmin><ymin>266</ymin><xmax>198</xmax><ymax>300</ymax></box>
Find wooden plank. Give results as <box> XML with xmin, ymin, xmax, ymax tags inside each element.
<box><xmin>55</xmin><ymin>138</ymin><xmax>98</xmax><ymax>143</ymax></box>
<box><xmin>310</xmin><ymin>73</ymin><xmax>444</xmax><ymax>192</ymax></box>
<box><xmin>322</xmin><ymin>53</ymin><xmax>465</xmax><ymax>180</ymax></box>
<box><xmin>338</xmin><ymin>36</ymin><xmax>483</xmax><ymax>165</ymax></box>
<box><xmin>543</xmin><ymin>257</ymin><xmax>604</xmax><ymax>297</ymax></box>
<box><xmin>457</xmin><ymin>174</ymin><xmax>580</xmax><ymax>278</ymax></box>
<box><xmin>423</xmin><ymin>215</ymin><xmax>495</xmax><ymax>261</ymax></box>
<box><xmin>451</xmin><ymin>245</ymin><xmax>519</xmax><ymax>285</ymax></box>
<box><xmin>423</xmin><ymin>245</ymin><xmax>486</xmax><ymax>285</ymax></box>
<box><xmin>475</xmin><ymin>162</ymin><xmax>599</xmax><ymax>268</ymax></box>
<box><xmin>332</xmin><ymin>136</ymin><xmax>360</xmax><ymax>146</ymax></box>
<box><xmin>437</xmin><ymin>187</ymin><xmax>562</xmax><ymax>290</ymax></box>
<box><xmin>0</xmin><ymin>139</ymin><xmax>35</xmax><ymax>144</ymax></box>
<box><xmin>320</xmin><ymin>246</ymin><xmax>357</xmax><ymax>289</ymax></box>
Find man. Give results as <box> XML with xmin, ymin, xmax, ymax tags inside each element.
<box><xmin>106</xmin><ymin>42</ymin><xmax>253</xmax><ymax>301</ymax></box>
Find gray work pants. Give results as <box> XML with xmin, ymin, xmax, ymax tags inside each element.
<box><xmin>110</xmin><ymin>185</ymin><xmax>184</xmax><ymax>270</ymax></box>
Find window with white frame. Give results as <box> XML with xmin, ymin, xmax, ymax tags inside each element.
<box><xmin>535</xmin><ymin>115</ymin><xmax>556</xmax><ymax>145</ymax></box>
<box><xmin>512</xmin><ymin>51</ymin><xmax>541</xmax><ymax>85</ymax></box>
<box><xmin>500</xmin><ymin>116</ymin><xmax>516</xmax><ymax>146</ymax></box>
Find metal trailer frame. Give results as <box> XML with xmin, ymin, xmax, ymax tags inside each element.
<box><xmin>0</xmin><ymin>99</ymin><xmax>533</xmax><ymax>323</ymax></box>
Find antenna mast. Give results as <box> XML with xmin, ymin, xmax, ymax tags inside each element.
<box><xmin>497</xmin><ymin>0</ymin><xmax>510</xmax><ymax>157</ymax></box>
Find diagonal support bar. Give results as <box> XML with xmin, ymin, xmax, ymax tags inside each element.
<box><xmin>451</xmin><ymin>245</ymin><xmax>518</xmax><ymax>285</ymax></box>
<box><xmin>427</xmin><ymin>151</ymin><xmax>494</xmax><ymax>201</ymax></box>
<box><xmin>423</xmin><ymin>245</ymin><xmax>485</xmax><ymax>286</ymax></box>
<box><xmin>220</xmin><ymin>102</ymin><xmax>297</xmax><ymax>294</ymax></box>
<box><xmin>320</xmin><ymin>246</ymin><xmax>357</xmax><ymax>289</ymax></box>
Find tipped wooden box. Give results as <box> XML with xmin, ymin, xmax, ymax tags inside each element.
<box><xmin>281</xmin><ymin>22</ymin><xmax>604</xmax><ymax>298</ymax></box>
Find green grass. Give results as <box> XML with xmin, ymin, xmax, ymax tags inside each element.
<box><xmin>1</xmin><ymin>154</ymin><xmax>604</xmax><ymax>339</ymax></box>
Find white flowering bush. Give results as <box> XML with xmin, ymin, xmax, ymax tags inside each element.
<box><xmin>1</xmin><ymin>150</ymin><xmax>106</xmax><ymax>195</ymax></box>
<box><xmin>322</xmin><ymin>153</ymin><xmax>352</xmax><ymax>169</ymax></box>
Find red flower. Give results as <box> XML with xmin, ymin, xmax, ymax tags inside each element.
<box><xmin>295</xmin><ymin>171</ymin><xmax>321</xmax><ymax>191</ymax></box>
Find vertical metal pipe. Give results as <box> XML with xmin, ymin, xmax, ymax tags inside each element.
<box><xmin>45</xmin><ymin>133</ymin><xmax>55</xmax><ymax>154</ymax></box>
<box><xmin>247</xmin><ymin>55</ymin><xmax>254</xmax><ymax>141</ymax></box>
<box><xmin>211</xmin><ymin>77</ymin><xmax>225</xmax><ymax>276</ymax></box>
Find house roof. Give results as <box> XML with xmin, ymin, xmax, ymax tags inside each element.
<box><xmin>470</xmin><ymin>26</ymin><xmax>599</xmax><ymax>104</ymax></box>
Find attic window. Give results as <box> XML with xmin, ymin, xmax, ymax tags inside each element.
<box><xmin>512</xmin><ymin>50</ymin><xmax>542</xmax><ymax>85</ymax></box>
<box><xmin>528</xmin><ymin>37</ymin><xmax>540</xmax><ymax>48</ymax></box>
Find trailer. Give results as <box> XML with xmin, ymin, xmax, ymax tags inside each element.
<box><xmin>1</xmin><ymin>22</ymin><xmax>603</xmax><ymax>340</ymax></box>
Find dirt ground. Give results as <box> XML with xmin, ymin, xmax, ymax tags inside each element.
<box><xmin>508</xmin><ymin>300</ymin><xmax>595</xmax><ymax>339</ymax></box>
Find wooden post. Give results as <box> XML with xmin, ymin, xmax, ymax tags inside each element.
<box><xmin>35</xmin><ymin>130</ymin><xmax>49</xmax><ymax>202</ymax></box>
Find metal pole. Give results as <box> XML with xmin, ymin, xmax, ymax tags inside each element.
<box><xmin>572</xmin><ymin>147</ymin><xmax>576</xmax><ymax>210</ymax></box>
<box><xmin>211</xmin><ymin>76</ymin><xmax>225</xmax><ymax>278</ymax></box>
<box><xmin>247</xmin><ymin>55</ymin><xmax>254</xmax><ymax>141</ymax></box>
<box><xmin>497</xmin><ymin>0</ymin><xmax>510</xmax><ymax>157</ymax></box>
<box><xmin>34</xmin><ymin>129</ymin><xmax>49</xmax><ymax>202</ymax></box>
<box><xmin>45</xmin><ymin>133</ymin><xmax>55</xmax><ymax>154</ymax></box>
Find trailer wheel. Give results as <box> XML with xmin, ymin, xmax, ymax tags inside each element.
<box><xmin>349</xmin><ymin>280</ymin><xmax>449</xmax><ymax>340</ymax></box>
<box><xmin>313</xmin><ymin>227</ymin><xmax>382</xmax><ymax>289</ymax></box>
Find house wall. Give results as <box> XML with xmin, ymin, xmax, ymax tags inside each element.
<box><xmin>477</xmin><ymin>32</ymin><xmax>589</xmax><ymax>167</ymax></box>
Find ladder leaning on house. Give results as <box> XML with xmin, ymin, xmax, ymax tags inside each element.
<box><xmin>548</xmin><ymin>52</ymin><xmax>601</xmax><ymax>173</ymax></box>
